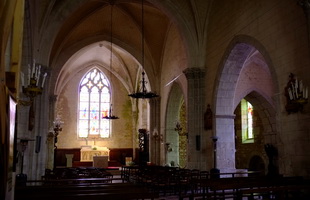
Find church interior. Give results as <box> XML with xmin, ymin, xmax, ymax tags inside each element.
<box><xmin>1</xmin><ymin>0</ymin><xmax>310</xmax><ymax>199</ymax></box>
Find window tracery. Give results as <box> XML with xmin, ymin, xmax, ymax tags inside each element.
<box><xmin>78</xmin><ymin>68</ymin><xmax>111</xmax><ymax>138</ymax></box>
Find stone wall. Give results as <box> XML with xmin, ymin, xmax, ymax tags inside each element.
<box><xmin>55</xmin><ymin>66</ymin><xmax>134</xmax><ymax>149</ymax></box>
<box><xmin>234</xmin><ymin>103</ymin><xmax>268</xmax><ymax>175</ymax></box>
<box><xmin>206</xmin><ymin>0</ymin><xmax>310</xmax><ymax>177</ymax></box>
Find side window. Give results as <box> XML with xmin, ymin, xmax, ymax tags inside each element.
<box><xmin>241</xmin><ymin>99</ymin><xmax>254</xmax><ymax>143</ymax></box>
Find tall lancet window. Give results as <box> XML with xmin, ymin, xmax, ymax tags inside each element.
<box><xmin>241</xmin><ymin>99</ymin><xmax>254</xmax><ymax>143</ymax></box>
<box><xmin>78</xmin><ymin>68</ymin><xmax>111</xmax><ymax>138</ymax></box>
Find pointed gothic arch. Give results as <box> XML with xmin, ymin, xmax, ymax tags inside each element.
<box><xmin>165</xmin><ymin>82</ymin><xmax>186</xmax><ymax>167</ymax></box>
<box><xmin>214</xmin><ymin>35</ymin><xmax>279</xmax><ymax>172</ymax></box>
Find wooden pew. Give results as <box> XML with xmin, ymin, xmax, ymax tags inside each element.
<box><xmin>120</xmin><ymin>166</ymin><xmax>309</xmax><ymax>200</ymax></box>
<box><xmin>15</xmin><ymin>180</ymin><xmax>157</xmax><ymax>200</ymax></box>
<box><xmin>179</xmin><ymin>176</ymin><xmax>309</xmax><ymax>200</ymax></box>
<box><xmin>236</xmin><ymin>185</ymin><xmax>310</xmax><ymax>200</ymax></box>
<box><xmin>23</xmin><ymin>177</ymin><xmax>122</xmax><ymax>186</ymax></box>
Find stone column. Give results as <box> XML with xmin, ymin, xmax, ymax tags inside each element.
<box><xmin>47</xmin><ymin>95</ymin><xmax>57</xmax><ymax>169</ymax></box>
<box><xmin>149</xmin><ymin>98</ymin><xmax>161</xmax><ymax>165</ymax></box>
<box><xmin>46</xmin><ymin>132</ymin><xmax>55</xmax><ymax>169</ymax></box>
<box><xmin>183</xmin><ymin>67</ymin><xmax>206</xmax><ymax>170</ymax></box>
<box><xmin>215</xmin><ymin>114</ymin><xmax>236</xmax><ymax>173</ymax></box>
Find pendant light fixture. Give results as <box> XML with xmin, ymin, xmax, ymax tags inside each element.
<box><xmin>128</xmin><ymin>0</ymin><xmax>159</xmax><ymax>99</ymax></box>
<box><xmin>103</xmin><ymin>2</ymin><xmax>119</xmax><ymax>119</ymax></box>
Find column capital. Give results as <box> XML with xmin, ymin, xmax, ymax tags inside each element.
<box><xmin>183</xmin><ymin>67</ymin><xmax>205</xmax><ymax>80</ymax></box>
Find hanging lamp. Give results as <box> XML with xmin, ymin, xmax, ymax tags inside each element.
<box><xmin>103</xmin><ymin>2</ymin><xmax>119</xmax><ymax>119</ymax></box>
<box><xmin>128</xmin><ymin>0</ymin><xmax>159</xmax><ymax>99</ymax></box>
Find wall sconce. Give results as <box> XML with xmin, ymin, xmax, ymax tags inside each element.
<box><xmin>285</xmin><ymin>73</ymin><xmax>308</xmax><ymax>114</ymax></box>
<box><xmin>152</xmin><ymin>129</ymin><xmax>163</xmax><ymax>143</ymax></box>
<box><xmin>20</xmin><ymin>60</ymin><xmax>47</xmax><ymax>105</ymax></box>
<box><xmin>175</xmin><ymin>121</ymin><xmax>182</xmax><ymax>132</ymax></box>
<box><xmin>165</xmin><ymin>142</ymin><xmax>172</xmax><ymax>152</ymax></box>
<box><xmin>210</xmin><ymin>136</ymin><xmax>220</xmax><ymax>177</ymax></box>
<box><xmin>175</xmin><ymin>121</ymin><xmax>188</xmax><ymax>137</ymax></box>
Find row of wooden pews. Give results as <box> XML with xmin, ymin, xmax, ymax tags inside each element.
<box><xmin>121</xmin><ymin>165</ymin><xmax>310</xmax><ymax>200</ymax></box>
<box><xmin>15</xmin><ymin>182</ymin><xmax>157</xmax><ymax>200</ymax></box>
<box><xmin>15</xmin><ymin>167</ymin><xmax>158</xmax><ymax>200</ymax></box>
<box><xmin>190</xmin><ymin>175</ymin><xmax>310</xmax><ymax>200</ymax></box>
<box><xmin>43</xmin><ymin>167</ymin><xmax>113</xmax><ymax>180</ymax></box>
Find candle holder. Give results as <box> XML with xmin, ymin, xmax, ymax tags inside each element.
<box><xmin>175</xmin><ymin>121</ymin><xmax>182</xmax><ymax>132</ymax></box>
<box><xmin>22</xmin><ymin>77</ymin><xmax>43</xmax><ymax>99</ymax></box>
<box><xmin>210</xmin><ymin>136</ymin><xmax>220</xmax><ymax>178</ymax></box>
<box><xmin>20</xmin><ymin>60</ymin><xmax>47</xmax><ymax>106</ymax></box>
<box><xmin>165</xmin><ymin>142</ymin><xmax>172</xmax><ymax>152</ymax></box>
<box><xmin>284</xmin><ymin>73</ymin><xmax>308</xmax><ymax>114</ymax></box>
<box><xmin>175</xmin><ymin>121</ymin><xmax>188</xmax><ymax>137</ymax></box>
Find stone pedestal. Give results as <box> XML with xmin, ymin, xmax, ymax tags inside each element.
<box><xmin>65</xmin><ymin>154</ymin><xmax>74</xmax><ymax>167</ymax></box>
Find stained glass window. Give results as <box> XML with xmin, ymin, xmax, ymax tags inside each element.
<box><xmin>247</xmin><ymin>103</ymin><xmax>253</xmax><ymax>139</ymax></box>
<box><xmin>241</xmin><ymin>99</ymin><xmax>254</xmax><ymax>143</ymax></box>
<box><xmin>78</xmin><ymin>68</ymin><xmax>111</xmax><ymax>138</ymax></box>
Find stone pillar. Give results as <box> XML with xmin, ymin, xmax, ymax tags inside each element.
<box><xmin>183</xmin><ymin>68</ymin><xmax>206</xmax><ymax>170</ymax></box>
<box><xmin>131</xmin><ymin>109</ymin><xmax>137</xmax><ymax>162</ymax></box>
<box><xmin>47</xmin><ymin>95</ymin><xmax>57</xmax><ymax>169</ymax></box>
<box><xmin>149</xmin><ymin>98</ymin><xmax>161</xmax><ymax>165</ymax></box>
<box><xmin>215</xmin><ymin>115</ymin><xmax>236</xmax><ymax>173</ymax></box>
<box><xmin>65</xmin><ymin>154</ymin><xmax>74</xmax><ymax>167</ymax></box>
<box><xmin>46</xmin><ymin>132</ymin><xmax>55</xmax><ymax>169</ymax></box>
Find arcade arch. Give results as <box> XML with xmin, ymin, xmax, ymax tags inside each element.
<box><xmin>214</xmin><ymin>36</ymin><xmax>278</xmax><ymax>172</ymax></box>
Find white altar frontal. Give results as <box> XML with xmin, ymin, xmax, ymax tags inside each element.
<box><xmin>80</xmin><ymin>146</ymin><xmax>110</xmax><ymax>162</ymax></box>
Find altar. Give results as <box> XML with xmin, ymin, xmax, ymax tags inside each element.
<box><xmin>80</xmin><ymin>146</ymin><xmax>109</xmax><ymax>162</ymax></box>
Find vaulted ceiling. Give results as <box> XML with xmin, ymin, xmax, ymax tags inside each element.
<box><xmin>32</xmin><ymin>0</ymin><xmax>213</xmax><ymax>96</ymax></box>
<box><xmin>41</xmin><ymin>0</ymin><xmax>180</xmax><ymax>95</ymax></box>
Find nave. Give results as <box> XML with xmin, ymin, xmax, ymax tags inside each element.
<box><xmin>2</xmin><ymin>0</ymin><xmax>310</xmax><ymax>200</ymax></box>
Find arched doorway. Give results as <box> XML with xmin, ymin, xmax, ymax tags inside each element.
<box><xmin>234</xmin><ymin>93</ymin><xmax>273</xmax><ymax>176</ymax></box>
<box><xmin>165</xmin><ymin>83</ymin><xmax>187</xmax><ymax>167</ymax></box>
